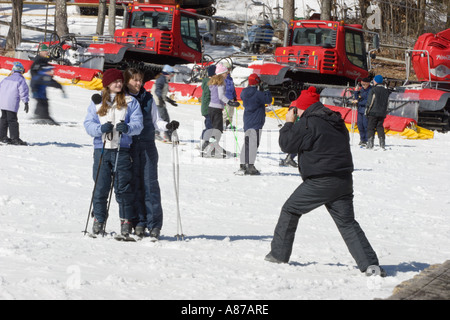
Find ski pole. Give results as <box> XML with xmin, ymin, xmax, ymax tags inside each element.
<box><xmin>224</xmin><ymin>103</ymin><xmax>240</xmax><ymax>155</ymax></box>
<box><xmin>268</xmin><ymin>105</ymin><xmax>284</xmax><ymax>127</ymax></box>
<box><xmin>83</xmin><ymin>94</ymin><xmax>105</xmax><ymax>236</ymax></box>
<box><xmin>172</xmin><ymin>130</ymin><xmax>184</xmax><ymax>241</ymax></box>
<box><xmin>102</xmin><ymin>122</ymin><xmax>123</xmax><ymax>236</ymax></box>
<box><xmin>83</xmin><ymin>138</ymin><xmax>106</xmax><ymax>236</ymax></box>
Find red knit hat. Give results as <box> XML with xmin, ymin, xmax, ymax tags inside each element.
<box><xmin>291</xmin><ymin>86</ymin><xmax>320</xmax><ymax>110</ymax></box>
<box><xmin>102</xmin><ymin>68</ymin><xmax>124</xmax><ymax>87</ymax></box>
<box><xmin>248</xmin><ymin>73</ymin><xmax>260</xmax><ymax>86</ymax></box>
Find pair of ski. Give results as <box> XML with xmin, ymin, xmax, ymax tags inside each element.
<box><xmin>87</xmin><ymin>231</ymin><xmax>158</xmax><ymax>242</ymax></box>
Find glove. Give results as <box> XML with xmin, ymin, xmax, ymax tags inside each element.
<box><xmin>166</xmin><ymin>120</ymin><xmax>180</xmax><ymax>131</ymax></box>
<box><xmin>166</xmin><ymin>97</ymin><xmax>178</xmax><ymax>107</ymax></box>
<box><xmin>101</xmin><ymin>122</ymin><xmax>114</xmax><ymax>133</ymax></box>
<box><xmin>227</xmin><ymin>100</ymin><xmax>240</xmax><ymax>107</ymax></box>
<box><xmin>116</xmin><ymin>122</ymin><xmax>129</xmax><ymax>133</ymax></box>
<box><xmin>24</xmin><ymin>102</ymin><xmax>29</xmax><ymax>113</ymax></box>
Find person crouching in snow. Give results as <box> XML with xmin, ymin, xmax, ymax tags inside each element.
<box><xmin>84</xmin><ymin>68</ymin><xmax>143</xmax><ymax>237</ymax></box>
<box><xmin>151</xmin><ymin>65</ymin><xmax>177</xmax><ymax>142</ymax></box>
<box><xmin>236</xmin><ymin>73</ymin><xmax>272</xmax><ymax>175</ymax></box>
<box><xmin>265</xmin><ymin>99</ymin><xmax>385</xmax><ymax>277</ymax></box>
<box><xmin>0</xmin><ymin>62</ymin><xmax>30</xmax><ymax>145</ymax></box>
<box><xmin>281</xmin><ymin>86</ymin><xmax>320</xmax><ymax>167</ymax></box>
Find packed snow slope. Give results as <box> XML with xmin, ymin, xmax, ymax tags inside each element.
<box><xmin>0</xmin><ymin>0</ymin><xmax>449</xmax><ymax>301</ymax></box>
<box><xmin>0</xmin><ymin>82</ymin><xmax>449</xmax><ymax>300</ymax></box>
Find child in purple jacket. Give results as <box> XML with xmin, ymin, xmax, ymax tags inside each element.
<box><xmin>0</xmin><ymin>62</ymin><xmax>30</xmax><ymax>145</ymax></box>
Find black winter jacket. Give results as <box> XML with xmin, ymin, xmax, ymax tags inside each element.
<box><xmin>279</xmin><ymin>102</ymin><xmax>354</xmax><ymax>180</ymax></box>
<box><xmin>366</xmin><ymin>84</ymin><xmax>390</xmax><ymax>117</ymax></box>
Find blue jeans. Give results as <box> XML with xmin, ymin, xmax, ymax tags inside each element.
<box><xmin>92</xmin><ymin>148</ymin><xmax>134</xmax><ymax>223</ymax></box>
<box><xmin>357</xmin><ymin>112</ymin><xmax>369</xmax><ymax>143</ymax></box>
<box><xmin>130</xmin><ymin>140</ymin><xmax>163</xmax><ymax>230</ymax></box>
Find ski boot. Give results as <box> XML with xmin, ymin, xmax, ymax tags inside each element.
<box><xmin>92</xmin><ymin>219</ymin><xmax>104</xmax><ymax>236</ymax></box>
<box><xmin>135</xmin><ymin>225</ymin><xmax>146</xmax><ymax>238</ymax></box>
<box><xmin>245</xmin><ymin>164</ymin><xmax>260</xmax><ymax>175</ymax></box>
<box><xmin>149</xmin><ymin>228</ymin><xmax>160</xmax><ymax>241</ymax></box>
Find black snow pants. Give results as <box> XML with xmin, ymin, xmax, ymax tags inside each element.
<box><xmin>269</xmin><ymin>173</ymin><xmax>379</xmax><ymax>272</ymax></box>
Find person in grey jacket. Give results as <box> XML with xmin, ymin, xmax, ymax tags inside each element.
<box><xmin>0</xmin><ymin>62</ymin><xmax>29</xmax><ymax>145</ymax></box>
<box><xmin>265</xmin><ymin>101</ymin><xmax>385</xmax><ymax>277</ymax></box>
<box><xmin>365</xmin><ymin>75</ymin><xmax>390</xmax><ymax>149</ymax></box>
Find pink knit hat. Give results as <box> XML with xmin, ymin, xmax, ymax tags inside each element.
<box><xmin>215</xmin><ymin>63</ymin><xmax>228</xmax><ymax>75</ymax></box>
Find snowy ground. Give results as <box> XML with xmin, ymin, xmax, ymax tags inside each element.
<box><xmin>0</xmin><ymin>0</ymin><xmax>449</xmax><ymax>302</ymax></box>
<box><xmin>0</xmin><ymin>82</ymin><xmax>449</xmax><ymax>301</ymax></box>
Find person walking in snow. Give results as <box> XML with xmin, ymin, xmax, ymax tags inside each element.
<box><xmin>365</xmin><ymin>75</ymin><xmax>390</xmax><ymax>150</ymax></box>
<box><xmin>200</xmin><ymin>64</ymin><xmax>215</xmax><ymax>151</ymax></box>
<box><xmin>30</xmin><ymin>65</ymin><xmax>65</xmax><ymax>125</ymax></box>
<box><xmin>124</xmin><ymin>68</ymin><xmax>179</xmax><ymax>240</ymax></box>
<box><xmin>265</xmin><ymin>100</ymin><xmax>385</xmax><ymax>277</ymax></box>
<box><xmin>352</xmin><ymin>77</ymin><xmax>372</xmax><ymax>146</ymax></box>
<box><xmin>236</xmin><ymin>73</ymin><xmax>272</xmax><ymax>175</ymax></box>
<box><xmin>202</xmin><ymin>63</ymin><xmax>239</xmax><ymax>158</ymax></box>
<box><xmin>0</xmin><ymin>62</ymin><xmax>30</xmax><ymax>145</ymax></box>
<box><xmin>151</xmin><ymin>65</ymin><xmax>177</xmax><ymax>142</ymax></box>
<box><xmin>84</xmin><ymin>68</ymin><xmax>143</xmax><ymax>237</ymax></box>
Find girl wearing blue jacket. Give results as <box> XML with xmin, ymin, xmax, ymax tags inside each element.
<box><xmin>0</xmin><ymin>62</ymin><xmax>29</xmax><ymax>145</ymax></box>
<box><xmin>83</xmin><ymin>68</ymin><xmax>143</xmax><ymax>237</ymax></box>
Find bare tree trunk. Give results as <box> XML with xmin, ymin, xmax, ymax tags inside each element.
<box><xmin>321</xmin><ymin>0</ymin><xmax>332</xmax><ymax>21</ymax></box>
<box><xmin>283</xmin><ymin>0</ymin><xmax>294</xmax><ymax>22</ymax></box>
<box><xmin>446</xmin><ymin>0</ymin><xmax>450</xmax><ymax>29</ymax></box>
<box><xmin>6</xmin><ymin>0</ymin><xmax>23</xmax><ymax>51</ymax></box>
<box><xmin>416</xmin><ymin>0</ymin><xmax>426</xmax><ymax>37</ymax></box>
<box><xmin>108</xmin><ymin>0</ymin><xmax>116</xmax><ymax>36</ymax></box>
<box><xmin>97</xmin><ymin>0</ymin><xmax>107</xmax><ymax>35</ymax></box>
<box><xmin>55</xmin><ymin>0</ymin><xmax>69</xmax><ymax>37</ymax></box>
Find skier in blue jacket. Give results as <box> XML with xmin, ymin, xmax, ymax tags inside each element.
<box><xmin>237</xmin><ymin>73</ymin><xmax>272</xmax><ymax>175</ymax></box>
<box><xmin>84</xmin><ymin>68</ymin><xmax>143</xmax><ymax>237</ymax></box>
<box><xmin>123</xmin><ymin>68</ymin><xmax>179</xmax><ymax>240</ymax></box>
<box><xmin>30</xmin><ymin>65</ymin><xmax>65</xmax><ymax>125</ymax></box>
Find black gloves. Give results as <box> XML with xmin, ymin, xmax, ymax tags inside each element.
<box><xmin>101</xmin><ymin>122</ymin><xmax>114</xmax><ymax>133</ymax></box>
<box><xmin>166</xmin><ymin>97</ymin><xmax>178</xmax><ymax>107</ymax></box>
<box><xmin>91</xmin><ymin>94</ymin><xmax>102</xmax><ymax>104</ymax></box>
<box><xmin>166</xmin><ymin>120</ymin><xmax>180</xmax><ymax>131</ymax></box>
<box><xmin>116</xmin><ymin>122</ymin><xmax>129</xmax><ymax>133</ymax></box>
<box><xmin>227</xmin><ymin>100</ymin><xmax>240</xmax><ymax>107</ymax></box>
<box><xmin>24</xmin><ymin>102</ymin><xmax>29</xmax><ymax>113</ymax></box>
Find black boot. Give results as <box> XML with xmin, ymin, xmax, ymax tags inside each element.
<box><xmin>366</xmin><ymin>137</ymin><xmax>374</xmax><ymax>149</ymax></box>
<box><xmin>92</xmin><ymin>219</ymin><xmax>104</xmax><ymax>235</ymax></box>
<box><xmin>245</xmin><ymin>164</ymin><xmax>260</xmax><ymax>175</ymax></box>
<box><xmin>120</xmin><ymin>219</ymin><xmax>132</xmax><ymax>237</ymax></box>
<box><xmin>379</xmin><ymin>137</ymin><xmax>386</xmax><ymax>150</ymax></box>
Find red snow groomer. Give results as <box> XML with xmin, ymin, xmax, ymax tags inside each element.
<box><xmin>401</xmin><ymin>28</ymin><xmax>450</xmax><ymax>131</ymax></box>
<box><xmin>249</xmin><ymin>19</ymin><xmax>379</xmax><ymax>106</ymax></box>
<box><xmin>85</xmin><ymin>0</ymin><xmax>209</xmax><ymax>78</ymax></box>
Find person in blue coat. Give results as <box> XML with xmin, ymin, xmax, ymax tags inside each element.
<box><xmin>30</xmin><ymin>65</ymin><xmax>65</xmax><ymax>125</ymax></box>
<box><xmin>352</xmin><ymin>77</ymin><xmax>372</xmax><ymax>146</ymax></box>
<box><xmin>0</xmin><ymin>62</ymin><xmax>29</xmax><ymax>145</ymax></box>
<box><xmin>84</xmin><ymin>68</ymin><xmax>143</xmax><ymax>237</ymax></box>
<box><xmin>123</xmin><ymin>68</ymin><xmax>179</xmax><ymax>240</ymax></box>
<box><xmin>237</xmin><ymin>73</ymin><xmax>272</xmax><ymax>175</ymax></box>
